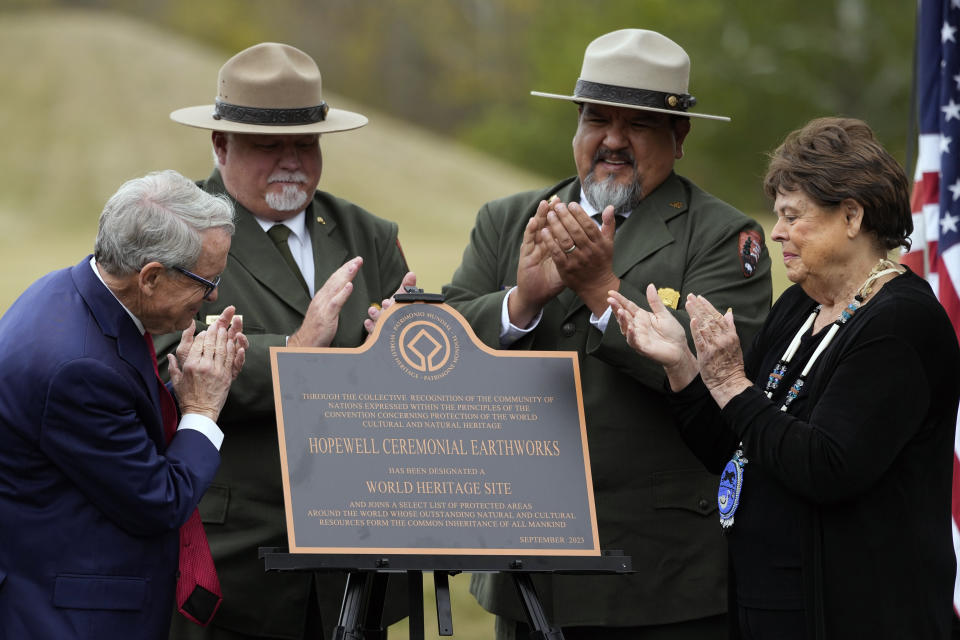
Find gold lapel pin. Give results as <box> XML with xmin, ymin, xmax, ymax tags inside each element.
<box><xmin>657</xmin><ymin>288</ymin><xmax>680</xmax><ymax>310</ymax></box>
<box><xmin>316</xmin><ymin>216</ymin><xmax>325</xmax><ymax>224</ymax></box>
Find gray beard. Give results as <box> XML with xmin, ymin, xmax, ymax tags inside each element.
<box><xmin>265</xmin><ymin>185</ymin><xmax>310</xmax><ymax>212</ymax></box>
<box><xmin>582</xmin><ymin>172</ymin><xmax>643</xmax><ymax>215</ymax></box>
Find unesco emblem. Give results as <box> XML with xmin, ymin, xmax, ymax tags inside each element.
<box><xmin>390</xmin><ymin>309</ymin><xmax>460</xmax><ymax>380</ymax></box>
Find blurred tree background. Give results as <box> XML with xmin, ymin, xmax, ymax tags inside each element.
<box><xmin>3</xmin><ymin>0</ymin><xmax>916</xmax><ymax>213</ymax></box>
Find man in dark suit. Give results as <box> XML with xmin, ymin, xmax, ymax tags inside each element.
<box><xmin>159</xmin><ymin>43</ymin><xmax>414</xmax><ymax>640</ymax></box>
<box><xmin>0</xmin><ymin>169</ymin><xmax>246</xmax><ymax>639</ymax></box>
<box><xmin>443</xmin><ymin>29</ymin><xmax>772</xmax><ymax>638</ymax></box>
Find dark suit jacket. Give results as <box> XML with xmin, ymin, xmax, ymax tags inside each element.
<box><xmin>0</xmin><ymin>258</ymin><xmax>220</xmax><ymax>640</ymax></box>
<box><xmin>156</xmin><ymin>170</ymin><xmax>409</xmax><ymax>639</ymax></box>
<box><xmin>443</xmin><ymin>173</ymin><xmax>773</xmax><ymax>627</ymax></box>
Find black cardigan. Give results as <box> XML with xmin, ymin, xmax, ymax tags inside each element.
<box><xmin>671</xmin><ymin>269</ymin><xmax>959</xmax><ymax>639</ymax></box>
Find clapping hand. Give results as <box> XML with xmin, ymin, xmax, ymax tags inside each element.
<box><xmin>542</xmin><ymin>202</ymin><xmax>619</xmax><ymax>315</ymax></box>
<box><xmin>684</xmin><ymin>293</ymin><xmax>751</xmax><ymax>407</ymax></box>
<box><xmin>510</xmin><ymin>199</ymin><xmax>565</xmax><ymax>328</ymax></box>
<box><xmin>364</xmin><ymin>271</ymin><xmax>417</xmax><ymax>336</ymax></box>
<box><xmin>173</xmin><ymin>305</ymin><xmax>247</xmax><ymax>381</ymax></box>
<box><xmin>288</xmin><ymin>257</ymin><xmax>363</xmax><ymax>348</ymax></box>
<box><xmin>608</xmin><ymin>285</ymin><xmax>698</xmax><ymax>391</ymax></box>
<box><xmin>168</xmin><ymin>319</ymin><xmax>239</xmax><ymax>421</ymax></box>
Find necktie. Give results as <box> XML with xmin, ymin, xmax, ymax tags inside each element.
<box><xmin>144</xmin><ymin>333</ymin><xmax>223</xmax><ymax>626</ymax></box>
<box><xmin>267</xmin><ymin>224</ymin><xmax>310</xmax><ymax>294</ymax></box>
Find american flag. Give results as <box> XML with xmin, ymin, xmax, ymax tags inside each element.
<box><xmin>903</xmin><ymin>0</ymin><xmax>960</xmax><ymax>614</ymax></box>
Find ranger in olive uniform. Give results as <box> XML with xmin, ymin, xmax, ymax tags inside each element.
<box><xmin>157</xmin><ymin>43</ymin><xmax>413</xmax><ymax>640</ymax></box>
<box><xmin>443</xmin><ymin>30</ymin><xmax>772</xmax><ymax>639</ymax></box>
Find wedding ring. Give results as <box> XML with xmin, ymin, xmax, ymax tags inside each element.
<box><xmin>563</xmin><ymin>244</ymin><xmax>577</xmax><ymax>254</ymax></box>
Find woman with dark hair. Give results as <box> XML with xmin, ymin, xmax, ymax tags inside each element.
<box><xmin>609</xmin><ymin>117</ymin><xmax>960</xmax><ymax>639</ymax></box>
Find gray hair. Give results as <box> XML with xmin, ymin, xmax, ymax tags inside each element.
<box><xmin>94</xmin><ymin>170</ymin><xmax>235</xmax><ymax>276</ymax></box>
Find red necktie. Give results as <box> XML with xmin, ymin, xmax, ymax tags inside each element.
<box><xmin>144</xmin><ymin>333</ymin><xmax>223</xmax><ymax>626</ymax></box>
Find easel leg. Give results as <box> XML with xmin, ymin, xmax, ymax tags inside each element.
<box><xmin>433</xmin><ymin>571</ymin><xmax>453</xmax><ymax>636</ymax></box>
<box><xmin>332</xmin><ymin>572</ymin><xmax>391</xmax><ymax>640</ymax></box>
<box><xmin>408</xmin><ymin>571</ymin><xmax>425</xmax><ymax>640</ymax></box>
<box><xmin>333</xmin><ymin>571</ymin><xmax>367</xmax><ymax>640</ymax></box>
<box><xmin>512</xmin><ymin>573</ymin><xmax>565</xmax><ymax>640</ymax></box>
<box><xmin>361</xmin><ymin>573</ymin><xmax>389</xmax><ymax>640</ymax></box>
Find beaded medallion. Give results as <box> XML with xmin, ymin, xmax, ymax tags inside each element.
<box><xmin>718</xmin><ymin>448</ymin><xmax>747</xmax><ymax>528</ymax></box>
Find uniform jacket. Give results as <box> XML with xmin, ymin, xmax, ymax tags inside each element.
<box><xmin>155</xmin><ymin>170</ymin><xmax>409</xmax><ymax>638</ymax></box>
<box><xmin>442</xmin><ymin>173</ymin><xmax>773</xmax><ymax>627</ymax></box>
<box><xmin>0</xmin><ymin>258</ymin><xmax>220</xmax><ymax>640</ymax></box>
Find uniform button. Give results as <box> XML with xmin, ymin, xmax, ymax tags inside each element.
<box><xmin>561</xmin><ymin>322</ymin><xmax>576</xmax><ymax>337</ymax></box>
<box><xmin>698</xmin><ymin>498</ymin><xmax>710</xmax><ymax>511</ymax></box>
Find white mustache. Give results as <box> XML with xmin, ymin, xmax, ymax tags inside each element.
<box><xmin>268</xmin><ymin>171</ymin><xmax>308</xmax><ymax>184</ymax></box>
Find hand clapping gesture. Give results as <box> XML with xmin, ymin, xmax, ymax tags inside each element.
<box><xmin>509</xmin><ymin>199</ymin><xmax>566</xmax><ymax>328</ymax></box>
<box><xmin>288</xmin><ymin>257</ymin><xmax>363</xmax><ymax>348</ymax></box>
<box><xmin>684</xmin><ymin>293</ymin><xmax>751</xmax><ymax>408</ymax></box>
<box><xmin>609</xmin><ymin>285</ymin><xmax>752</xmax><ymax>407</ymax></box>
<box><xmin>540</xmin><ymin>201</ymin><xmax>619</xmax><ymax>316</ymax></box>
<box><xmin>608</xmin><ymin>285</ymin><xmax>698</xmax><ymax>391</ymax></box>
<box><xmin>168</xmin><ymin>305</ymin><xmax>247</xmax><ymax>421</ymax></box>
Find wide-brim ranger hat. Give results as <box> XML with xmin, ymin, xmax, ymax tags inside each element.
<box><xmin>531</xmin><ymin>29</ymin><xmax>729</xmax><ymax>122</ymax></box>
<box><xmin>171</xmin><ymin>42</ymin><xmax>368</xmax><ymax>134</ymax></box>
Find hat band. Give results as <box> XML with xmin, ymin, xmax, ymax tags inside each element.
<box><xmin>212</xmin><ymin>99</ymin><xmax>329</xmax><ymax>125</ymax></box>
<box><xmin>574</xmin><ymin>79</ymin><xmax>696</xmax><ymax>112</ymax></box>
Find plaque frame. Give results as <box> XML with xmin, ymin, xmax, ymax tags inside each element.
<box><xmin>270</xmin><ymin>300</ymin><xmax>601</xmax><ymax>557</ymax></box>
<box><xmin>265</xmin><ymin>294</ymin><xmax>633</xmax><ymax>638</ymax></box>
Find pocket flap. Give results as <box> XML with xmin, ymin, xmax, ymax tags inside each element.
<box><xmin>652</xmin><ymin>468</ymin><xmax>717</xmax><ymax>516</ymax></box>
<box><xmin>198</xmin><ymin>482</ymin><xmax>229</xmax><ymax>524</ymax></box>
<box><xmin>53</xmin><ymin>574</ymin><xmax>146</xmax><ymax>611</ymax></box>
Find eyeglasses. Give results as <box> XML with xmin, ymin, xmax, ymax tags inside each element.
<box><xmin>172</xmin><ymin>266</ymin><xmax>221</xmax><ymax>300</ymax></box>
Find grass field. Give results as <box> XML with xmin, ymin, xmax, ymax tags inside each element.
<box><xmin>0</xmin><ymin>9</ymin><xmax>788</xmax><ymax>638</ymax></box>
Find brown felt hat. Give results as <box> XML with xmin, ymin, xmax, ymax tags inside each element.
<box><xmin>171</xmin><ymin>42</ymin><xmax>368</xmax><ymax>134</ymax></box>
<box><xmin>531</xmin><ymin>29</ymin><xmax>729</xmax><ymax>122</ymax></box>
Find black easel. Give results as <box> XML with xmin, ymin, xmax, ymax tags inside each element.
<box><xmin>259</xmin><ymin>549</ymin><xmax>631</xmax><ymax>640</ymax></box>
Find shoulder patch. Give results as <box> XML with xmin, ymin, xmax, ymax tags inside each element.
<box><xmin>738</xmin><ymin>230</ymin><xmax>762</xmax><ymax>278</ymax></box>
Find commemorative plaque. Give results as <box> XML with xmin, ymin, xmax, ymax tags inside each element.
<box><xmin>270</xmin><ymin>301</ymin><xmax>600</xmax><ymax>556</ymax></box>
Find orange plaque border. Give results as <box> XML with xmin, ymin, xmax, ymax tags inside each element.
<box><xmin>270</xmin><ymin>301</ymin><xmax>599</xmax><ymax>556</ymax></box>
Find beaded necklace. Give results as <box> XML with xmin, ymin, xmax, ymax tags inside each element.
<box><xmin>717</xmin><ymin>258</ymin><xmax>905</xmax><ymax>529</ymax></box>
